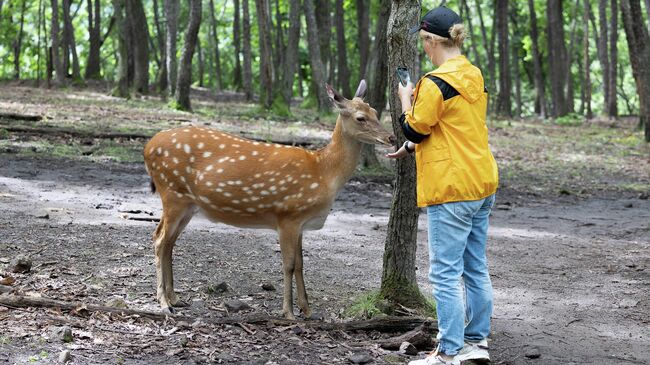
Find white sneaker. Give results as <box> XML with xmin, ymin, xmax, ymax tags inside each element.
<box><xmin>407</xmin><ymin>353</ymin><xmax>461</xmax><ymax>365</ymax></box>
<box><xmin>456</xmin><ymin>339</ymin><xmax>490</xmax><ymax>362</ymax></box>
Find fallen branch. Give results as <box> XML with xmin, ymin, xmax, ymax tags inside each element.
<box><xmin>0</xmin><ymin>294</ymin><xmax>433</xmax><ymax>332</ymax></box>
<box><xmin>0</xmin><ymin>124</ymin><xmax>151</xmax><ymax>140</ymax></box>
<box><xmin>0</xmin><ymin>112</ymin><xmax>42</xmax><ymax>121</ymax></box>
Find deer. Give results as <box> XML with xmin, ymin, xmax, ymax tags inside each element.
<box><xmin>143</xmin><ymin>80</ymin><xmax>395</xmax><ymax>319</ymax></box>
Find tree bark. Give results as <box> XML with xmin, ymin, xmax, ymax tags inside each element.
<box><xmin>596</xmin><ymin>0</ymin><xmax>610</xmax><ymax>118</ymax></box>
<box><xmin>382</xmin><ymin>0</ymin><xmax>427</xmax><ymax>310</ymax></box>
<box><xmin>460</xmin><ymin>0</ymin><xmax>481</xmax><ymax>70</ymax></box>
<box><xmin>475</xmin><ymin>0</ymin><xmax>495</xmax><ymax>107</ymax></box>
<box><xmin>85</xmin><ymin>0</ymin><xmax>102</xmax><ymax>79</ymax></box>
<box><xmin>356</xmin><ymin>0</ymin><xmax>370</xmax><ymax>79</ymax></box>
<box><xmin>255</xmin><ymin>0</ymin><xmax>274</xmax><ymax>109</ymax></box>
<box><xmin>565</xmin><ymin>2</ymin><xmax>581</xmax><ymax>115</ymax></box>
<box><xmin>495</xmin><ymin>0</ymin><xmax>511</xmax><ymax>117</ymax></box>
<box><xmin>128</xmin><ymin>0</ymin><xmax>150</xmax><ymax>94</ymax></box>
<box><xmin>209</xmin><ymin>0</ymin><xmax>224</xmax><ymax>90</ymax></box>
<box><xmin>197</xmin><ymin>37</ymin><xmax>204</xmax><ymax>87</ymax></box>
<box><xmin>112</xmin><ymin>0</ymin><xmax>129</xmax><ymax>97</ymax></box>
<box><xmin>62</xmin><ymin>0</ymin><xmax>81</xmax><ymax>81</ymax></box>
<box><xmin>165</xmin><ymin>0</ymin><xmax>179</xmax><ymax>96</ymax></box>
<box><xmin>304</xmin><ymin>0</ymin><xmax>330</xmax><ymax>111</ymax></box>
<box><xmin>335</xmin><ymin>0</ymin><xmax>351</xmax><ymax>98</ymax></box>
<box><xmin>50</xmin><ymin>0</ymin><xmax>64</xmax><ymax>85</ymax></box>
<box><xmin>527</xmin><ymin>0</ymin><xmax>546</xmax><ymax>118</ymax></box>
<box><xmin>583</xmin><ymin>0</ymin><xmax>592</xmax><ymax>119</ymax></box>
<box><xmin>608</xmin><ymin>0</ymin><xmax>618</xmax><ymax>118</ymax></box>
<box><xmin>281</xmin><ymin>0</ymin><xmax>301</xmax><ymax>109</ymax></box>
<box><xmin>174</xmin><ymin>0</ymin><xmax>202</xmax><ymax>111</ymax></box>
<box><xmin>621</xmin><ymin>0</ymin><xmax>650</xmax><ymax>142</ymax></box>
<box><xmin>315</xmin><ymin>0</ymin><xmax>332</xmax><ymax>84</ymax></box>
<box><xmin>233</xmin><ymin>0</ymin><xmax>243</xmax><ymax>91</ymax></box>
<box><xmin>153</xmin><ymin>0</ymin><xmax>167</xmax><ymax>93</ymax></box>
<box><xmin>13</xmin><ymin>0</ymin><xmax>27</xmax><ymax>79</ymax></box>
<box><xmin>242</xmin><ymin>0</ymin><xmax>254</xmax><ymax>101</ymax></box>
<box><xmin>547</xmin><ymin>0</ymin><xmax>570</xmax><ymax>117</ymax></box>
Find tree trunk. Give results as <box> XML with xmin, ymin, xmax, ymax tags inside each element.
<box><xmin>85</xmin><ymin>0</ymin><xmax>102</xmax><ymax>79</ymax></box>
<box><xmin>596</xmin><ymin>0</ymin><xmax>610</xmax><ymax>118</ymax></box>
<box><xmin>153</xmin><ymin>0</ymin><xmax>167</xmax><ymax>93</ymax></box>
<box><xmin>62</xmin><ymin>0</ymin><xmax>81</xmax><ymax>81</ymax></box>
<box><xmin>233</xmin><ymin>0</ymin><xmax>243</xmax><ymax>91</ymax></box>
<box><xmin>254</xmin><ymin>0</ymin><xmax>274</xmax><ymax>109</ymax></box>
<box><xmin>476</xmin><ymin>0</ymin><xmax>495</xmax><ymax>106</ymax></box>
<box><xmin>335</xmin><ymin>0</ymin><xmax>351</xmax><ymax>98</ymax></box>
<box><xmin>356</xmin><ymin>0</ymin><xmax>370</xmax><ymax>80</ymax></box>
<box><xmin>495</xmin><ymin>0</ymin><xmax>511</xmax><ymax>117</ymax></box>
<box><xmin>13</xmin><ymin>0</ymin><xmax>27</xmax><ymax>79</ymax></box>
<box><xmin>128</xmin><ymin>0</ymin><xmax>149</xmax><ymax>94</ymax></box>
<box><xmin>273</xmin><ymin>0</ymin><xmax>285</xmax><ymax>88</ymax></box>
<box><xmin>315</xmin><ymin>0</ymin><xmax>332</xmax><ymax>84</ymax></box>
<box><xmin>583</xmin><ymin>0</ymin><xmax>592</xmax><ymax>119</ymax></box>
<box><xmin>242</xmin><ymin>0</ymin><xmax>254</xmax><ymax>101</ymax></box>
<box><xmin>51</xmin><ymin>0</ymin><xmax>65</xmax><ymax>85</ymax></box>
<box><xmin>281</xmin><ymin>0</ymin><xmax>301</xmax><ymax>109</ymax></box>
<box><xmin>621</xmin><ymin>0</ymin><xmax>650</xmax><ymax>142</ymax></box>
<box><xmin>37</xmin><ymin>0</ymin><xmax>44</xmax><ymax>84</ymax></box>
<box><xmin>112</xmin><ymin>0</ymin><xmax>129</xmax><ymax>97</ymax></box>
<box><xmin>197</xmin><ymin>37</ymin><xmax>204</xmax><ymax>87</ymax></box>
<box><xmin>460</xmin><ymin>0</ymin><xmax>481</xmax><ymax>70</ymax></box>
<box><xmin>209</xmin><ymin>0</ymin><xmax>224</xmax><ymax>90</ymax></box>
<box><xmin>565</xmin><ymin>2</ymin><xmax>581</xmax><ymax>115</ymax></box>
<box><xmin>382</xmin><ymin>0</ymin><xmax>427</xmax><ymax>310</ymax></box>
<box><xmin>608</xmin><ymin>0</ymin><xmax>618</xmax><ymax>118</ymax></box>
<box><xmin>547</xmin><ymin>0</ymin><xmax>569</xmax><ymax>117</ymax></box>
<box><xmin>528</xmin><ymin>0</ymin><xmax>546</xmax><ymax>118</ymax></box>
<box><xmin>174</xmin><ymin>0</ymin><xmax>202</xmax><ymax>111</ymax></box>
<box><xmin>165</xmin><ymin>0</ymin><xmax>179</xmax><ymax>96</ymax></box>
<box><xmin>304</xmin><ymin>0</ymin><xmax>330</xmax><ymax>111</ymax></box>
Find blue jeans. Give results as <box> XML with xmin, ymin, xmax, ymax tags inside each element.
<box><xmin>427</xmin><ymin>194</ymin><xmax>495</xmax><ymax>355</ymax></box>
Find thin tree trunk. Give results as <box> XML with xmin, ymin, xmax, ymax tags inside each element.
<box><xmin>254</xmin><ymin>0</ymin><xmax>274</xmax><ymax>109</ymax></box>
<box><xmin>476</xmin><ymin>0</ymin><xmax>495</xmax><ymax>107</ymax></box>
<box><xmin>37</xmin><ymin>0</ymin><xmax>44</xmax><ymax>84</ymax></box>
<box><xmin>583</xmin><ymin>0</ymin><xmax>592</xmax><ymax>119</ymax></box>
<box><xmin>153</xmin><ymin>0</ymin><xmax>167</xmax><ymax>93</ymax></box>
<box><xmin>209</xmin><ymin>0</ymin><xmax>224</xmax><ymax>90</ymax></box>
<box><xmin>128</xmin><ymin>0</ymin><xmax>149</xmax><ymax>94</ymax></box>
<box><xmin>608</xmin><ymin>0</ymin><xmax>619</xmax><ymax>118</ymax></box>
<box><xmin>165</xmin><ymin>0</ymin><xmax>179</xmax><ymax>96</ymax></box>
<box><xmin>596</xmin><ymin>0</ymin><xmax>610</xmax><ymax>118</ymax></box>
<box><xmin>304</xmin><ymin>0</ymin><xmax>330</xmax><ymax>111</ymax></box>
<box><xmin>273</xmin><ymin>0</ymin><xmax>285</xmax><ymax>89</ymax></box>
<box><xmin>621</xmin><ymin>0</ymin><xmax>650</xmax><ymax>142</ymax></box>
<box><xmin>112</xmin><ymin>0</ymin><xmax>129</xmax><ymax>97</ymax></box>
<box><xmin>356</xmin><ymin>0</ymin><xmax>370</xmax><ymax>79</ymax></box>
<box><xmin>281</xmin><ymin>0</ymin><xmax>301</xmax><ymax>109</ymax></box>
<box><xmin>233</xmin><ymin>0</ymin><xmax>243</xmax><ymax>90</ymax></box>
<box><xmin>85</xmin><ymin>0</ymin><xmax>102</xmax><ymax>79</ymax></box>
<box><xmin>197</xmin><ymin>37</ymin><xmax>204</xmax><ymax>87</ymax></box>
<box><xmin>460</xmin><ymin>0</ymin><xmax>480</xmax><ymax>69</ymax></box>
<box><xmin>495</xmin><ymin>0</ymin><xmax>511</xmax><ymax>117</ymax></box>
<box><xmin>382</xmin><ymin>0</ymin><xmax>426</xmax><ymax>310</ymax></box>
<box><xmin>174</xmin><ymin>0</ymin><xmax>202</xmax><ymax>111</ymax></box>
<box><xmin>547</xmin><ymin>0</ymin><xmax>569</xmax><ymax>117</ymax></box>
<box><xmin>51</xmin><ymin>0</ymin><xmax>65</xmax><ymax>85</ymax></box>
<box><xmin>242</xmin><ymin>0</ymin><xmax>253</xmax><ymax>101</ymax></box>
<box><xmin>62</xmin><ymin>0</ymin><xmax>81</xmax><ymax>81</ymax></box>
<box><xmin>335</xmin><ymin>0</ymin><xmax>351</xmax><ymax>98</ymax></box>
<box><xmin>315</xmin><ymin>0</ymin><xmax>332</xmax><ymax>85</ymax></box>
<box><xmin>565</xmin><ymin>2</ymin><xmax>581</xmax><ymax>114</ymax></box>
<box><xmin>528</xmin><ymin>0</ymin><xmax>546</xmax><ymax>118</ymax></box>
<box><xmin>13</xmin><ymin>0</ymin><xmax>27</xmax><ymax>79</ymax></box>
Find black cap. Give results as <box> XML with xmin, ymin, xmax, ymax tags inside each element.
<box><xmin>409</xmin><ymin>6</ymin><xmax>462</xmax><ymax>38</ymax></box>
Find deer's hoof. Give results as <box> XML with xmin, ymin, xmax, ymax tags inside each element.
<box><xmin>161</xmin><ymin>306</ymin><xmax>175</xmax><ymax>315</ymax></box>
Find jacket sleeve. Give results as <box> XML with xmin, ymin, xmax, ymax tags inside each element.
<box><xmin>401</xmin><ymin>78</ymin><xmax>444</xmax><ymax>143</ymax></box>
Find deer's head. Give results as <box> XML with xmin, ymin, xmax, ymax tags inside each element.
<box><xmin>326</xmin><ymin>80</ymin><xmax>395</xmax><ymax>146</ymax></box>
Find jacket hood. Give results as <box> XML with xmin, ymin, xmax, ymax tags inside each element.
<box><xmin>428</xmin><ymin>55</ymin><xmax>484</xmax><ymax>103</ymax></box>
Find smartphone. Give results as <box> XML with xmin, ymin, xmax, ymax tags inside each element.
<box><xmin>396</xmin><ymin>67</ymin><xmax>411</xmax><ymax>87</ymax></box>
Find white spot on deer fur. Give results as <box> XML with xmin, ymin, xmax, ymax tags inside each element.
<box><xmin>199</xmin><ymin>196</ymin><xmax>211</xmax><ymax>203</ymax></box>
<box><xmin>180</xmin><ymin>176</ymin><xmax>186</xmax><ymax>183</ymax></box>
<box><xmin>223</xmin><ymin>192</ymin><xmax>232</xmax><ymax>197</ymax></box>
<box><xmin>229</xmin><ymin>159</ymin><xmax>236</xmax><ymax>163</ymax></box>
<box><xmin>184</xmin><ymin>144</ymin><xmax>191</xmax><ymax>153</ymax></box>
<box><xmin>279</xmin><ymin>180</ymin><xmax>286</xmax><ymax>185</ymax></box>
<box><xmin>190</xmin><ymin>156</ymin><xmax>195</xmax><ymax>163</ymax></box>
<box><xmin>252</xmin><ymin>183</ymin><xmax>265</xmax><ymax>189</ymax></box>
<box><xmin>164</xmin><ymin>150</ymin><xmax>170</xmax><ymax>157</ymax></box>
<box><xmin>203</xmin><ymin>151</ymin><xmax>212</xmax><ymax>158</ymax></box>
<box><xmin>232</xmin><ymin>144</ymin><xmax>240</xmax><ymax>148</ymax></box>
<box><xmin>215</xmin><ymin>188</ymin><xmax>223</xmax><ymax>193</ymax></box>
<box><xmin>250</xmin><ymin>196</ymin><xmax>260</xmax><ymax>201</ymax></box>
<box><xmin>159</xmin><ymin>173</ymin><xmax>165</xmax><ymax>179</ymax></box>
<box><xmin>172</xmin><ymin>132</ymin><xmax>177</xmax><ymax>137</ymax></box>
<box><xmin>227</xmin><ymin>181</ymin><xmax>236</xmax><ymax>185</ymax></box>
<box><xmin>275</xmin><ymin>145</ymin><xmax>281</xmax><ymax>148</ymax></box>
<box><xmin>218</xmin><ymin>157</ymin><xmax>229</xmax><ymax>163</ymax></box>
<box><xmin>210</xmin><ymin>204</ymin><xmax>218</xmax><ymax>209</ymax></box>
<box><xmin>251</xmin><ymin>151</ymin><xmax>259</xmax><ymax>156</ymax></box>
<box><xmin>186</xmin><ymin>166</ymin><xmax>192</xmax><ymax>174</ymax></box>
<box><xmin>310</xmin><ymin>182</ymin><xmax>319</xmax><ymax>189</ymax></box>
<box><xmin>253</xmin><ymin>142</ymin><xmax>260</xmax><ymax>146</ymax></box>
<box><xmin>172</xmin><ymin>138</ymin><xmax>177</xmax><ymax>143</ymax></box>
<box><xmin>254</xmin><ymin>173</ymin><xmax>262</xmax><ymax>178</ymax></box>
<box><xmin>205</xmin><ymin>165</ymin><xmax>214</xmax><ymax>171</ymax></box>
<box><xmin>206</xmin><ymin>181</ymin><xmax>213</xmax><ymax>187</ymax></box>
<box><xmin>171</xmin><ymin>157</ymin><xmax>178</xmax><ymax>164</ymax></box>
<box><xmin>269</xmin><ymin>186</ymin><xmax>277</xmax><ymax>191</ymax></box>
<box><xmin>176</xmin><ymin>143</ymin><xmax>181</xmax><ymax>149</ymax></box>
<box><xmin>260</xmin><ymin>190</ymin><xmax>269</xmax><ymax>196</ymax></box>
<box><xmin>246</xmin><ymin>207</ymin><xmax>256</xmax><ymax>213</ymax></box>
<box><xmin>239</xmin><ymin>155</ymin><xmax>246</xmax><ymax>161</ymax></box>
<box><xmin>183</xmin><ymin>129</ymin><xmax>190</xmax><ymax>132</ymax></box>
<box><xmin>197</xmin><ymin>142</ymin><xmax>205</xmax><ymax>149</ymax></box>
<box><xmin>176</xmin><ymin>192</ymin><xmax>183</xmax><ymax>198</ymax></box>
<box><xmin>192</xmin><ymin>134</ymin><xmax>198</xmax><ymax>138</ymax></box>
<box><xmin>232</xmin><ymin>200</ymin><xmax>240</xmax><ymax>204</ymax></box>
<box><xmin>219</xmin><ymin>144</ymin><xmax>225</xmax><ymax>149</ymax></box>
<box><xmin>216</xmin><ymin>168</ymin><xmax>224</xmax><ymax>173</ymax></box>
<box><xmin>173</xmin><ymin>170</ymin><xmax>179</xmax><ymax>176</ymax></box>
<box><xmin>156</xmin><ymin>147</ymin><xmax>162</xmax><ymax>155</ymax></box>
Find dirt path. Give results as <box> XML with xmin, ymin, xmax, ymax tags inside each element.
<box><xmin>0</xmin><ymin>154</ymin><xmax>648</xmax><ymax>364</ymax></box>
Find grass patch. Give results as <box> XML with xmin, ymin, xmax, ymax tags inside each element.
<box><xmin>345</xmin><ymin>290</ymin><xmax>437</xmax><ymax>319</ymax></box>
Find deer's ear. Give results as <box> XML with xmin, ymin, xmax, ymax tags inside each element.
<box><xmin>326</xmin><ymin>84</ymin><xmax>347</xmax><ymax>109</ymax></box>
<box><xmin>354</xmin><ymin>80</ymin><xmax>367</xmax><ymax>99</ymax></box>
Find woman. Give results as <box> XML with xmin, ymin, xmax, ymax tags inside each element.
<box><xmin>386</xmin><ymin>6</ymin><xmax>499</xmax><ymax>365</ymax></box>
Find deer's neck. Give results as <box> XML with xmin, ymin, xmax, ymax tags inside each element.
<box><xmin>317</xmin><ymin>117</ymin><xmax>363</xmax><ymax>192</ymax></box>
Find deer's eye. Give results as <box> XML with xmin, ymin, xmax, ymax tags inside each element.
<box><xmin>356</xmin><ymin>116</ymin><xmax>366</xmax><ymax>123</ymax></box>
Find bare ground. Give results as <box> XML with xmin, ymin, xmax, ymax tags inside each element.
<box><xmin>0</xmin><ymin>85</ymin><xmax>649</xmax><ymax>364</ymax></box>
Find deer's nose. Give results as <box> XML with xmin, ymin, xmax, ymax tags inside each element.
<box><xmin>388</xmin><ymin>135</ymin><xmax>397</xmax><ymax>145</ymax></box>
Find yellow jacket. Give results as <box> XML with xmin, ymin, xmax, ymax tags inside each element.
<box><xmin>402</xmin><ymin>55</ymin><xmax>498</xmax><ymax>207</ymax></box>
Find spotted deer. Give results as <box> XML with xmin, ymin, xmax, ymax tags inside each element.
<box><xmin>143</xmin><ymin>80</ymin><xmax>395</xmax><ymax>319</ymax></box>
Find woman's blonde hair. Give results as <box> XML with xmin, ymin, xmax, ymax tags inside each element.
<box><xmin>421</xmin><ymin>23</ymin><xmax>467</xmax><ymax>48</ymax></box>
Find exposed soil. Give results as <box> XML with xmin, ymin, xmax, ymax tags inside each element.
<box><xmin>0</xmin><ymin>85</ymin><xmax>649</xmax><ymax>364</ymax></box>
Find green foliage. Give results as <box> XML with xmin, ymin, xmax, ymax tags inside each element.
<box><xmin>554</xmin><ymin>113</ymin><xmax>584</xmax><ymax>126</ymax></box>
<box><xmin>345</xmin><ymin>290</ymin><xmax>436</xmax><ymax>319</ymax></box>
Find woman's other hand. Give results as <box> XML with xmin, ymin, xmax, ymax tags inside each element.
<box><xmin>398</xmin><ymin>81</ymin><xmax>414</xmax><ymax>111</ymax></box>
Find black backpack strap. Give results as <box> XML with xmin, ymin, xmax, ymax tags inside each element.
<box><xmin>425</xmin><ymin>75</ymin><xmax>460</xmax><ymax>101</ymax></box>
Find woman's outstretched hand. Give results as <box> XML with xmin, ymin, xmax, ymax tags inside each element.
<box><xmin>385</xmin><ymin>145</ymin><xmax>410</xmax><ymax>159</ymax></box>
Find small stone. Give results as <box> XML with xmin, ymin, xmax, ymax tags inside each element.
<box><xmin>205</xmin><ymin>281</ymin><xmax>228</xmax><ymax>294</ymax></box>
<box><xmin>36</xmin><ymin>211</ymin><xmax>50</xmax><ymax>219</ymax></box>
<box><xmin>525</xmin><ymin>348</ymin><xmax>541</xmax><ymax>359</ymax></box>
<box><xmin>224</xmin><ymin>299</ymin><xmax>250</xmax><ymax>312</ymax></box>
<box><xmin>62</xmin><ymin>326</ymin><xmax>73</xmax><ymax>343</ymax></box>
<box><xmin>624</xmin><ymin>202</ymin><xmax>634</xmax><ymax>208</ymax></box>
<box><xmin>261</xmin><ymin>282</ymin><xmax>276</xmax><ymax>291</ymax></box>
<box><xmin>105</xmin><ymin>297</ymin><xmax>127</xmax><ymax>309</ymax></box>
<box><xmin>399</xmin><ymin>341</ymin><xmax>418</xmax><ymax>356</ymax></box>
<box><xmin>8</xmin><ymin>255</ymin><xmax>32</xmax><ymax>273</ymax></box>
<box><xmin>291</xmin><ymin>326</ymin><xmax>305</xmax><ymax>335</ymax></box>
<box><xmin>349</xmin><ymin>352</ymin><xmax>373</xmax><ymax>364</ymax></box>
<box><xmin>176</xmin><ymin>321</ymin><xmax>191</xmax><ymax>330</ymax></box>
<box><xmin>59</xmin><ymin>350</ymin><xmax>71</xmax><ymax>363</ymax></box>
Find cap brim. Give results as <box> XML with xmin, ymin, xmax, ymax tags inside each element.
<box><xmin>408</xmin><ymin>25</ymin><xmax>421</xmax><ymax>34</ymax></box>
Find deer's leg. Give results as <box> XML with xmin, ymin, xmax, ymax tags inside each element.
<box><xmin>153</xmin><ymin>201</ymin><xmax>194</xmax><ymax>313</ymax></box>
<box><xmin>293</xmin><ymin>232</ymin><xmax>311</xmax><ymax>318</ymax></box>
<box><xmin>278</xmin><ymin>224</ymin><xmax>301</xmax><ymax>320</ymax></box>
